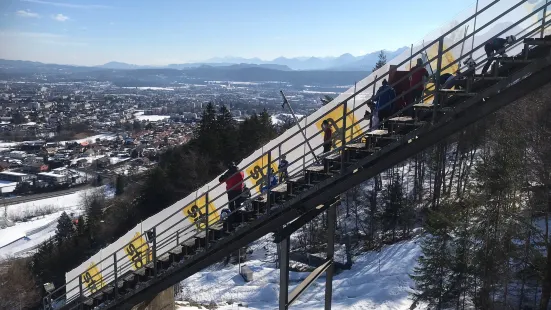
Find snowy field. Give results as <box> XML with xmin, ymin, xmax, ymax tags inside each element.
<box><xmin>5</xmin><ymin>186</ymin><xmax>101</xmax><ymax>220</ymax></box>
<box><xmin>0</xmin><ymin>133</ymin><xmax>116</xmax><ymax>150</ymax></box>
<box><xmin>0</xmin><ymin>186</ymin><xmax>110</xmax><ymax>259</ymax></box>
<box><xmin>134</xmin><ymin>111</ymin><xmax>171</xmax><ymax>122</ymax></box>
<box><xmin>177</xmin><ymin>236</ymin><xmax>422</xmax><ymax>310</ymax></box>
<box><xmin>0</xmin><ymin>209</ymin><xmax>84</xmax><ymax>259</ymax></box>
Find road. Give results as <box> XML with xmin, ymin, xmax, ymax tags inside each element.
<box><xmin>1</xmin><ymin>184</ymin><xmax>94</xmax><ymax>206</ymax></box>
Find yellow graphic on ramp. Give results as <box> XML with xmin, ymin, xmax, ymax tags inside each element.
<box><xmin>182</xmin><ymin>195</ymin><xmax>220</xmax><ymax>231</ymax></box>
<box><xmin>124</xmin><ymin>232</ymin><xmax>151</xmax><ymax>270</ymax></box>
<box><xmin>316</xmin><ymin>104</ymin><xmax>363</xmax><ymax>149</ymax></box>
<box><xmin>81</xmin><ymin>262</ymin><xmax>104</xmax><ymax>294</ymax></box>
<box><xmin>424</xmin><ymin>41</ymin><xmax>459</xmax><ymax>103</ymax></box>
<box><xmin>246</xmin><ymin>153</ymin><xmax>278</xmax><ymax>195</ymax></box>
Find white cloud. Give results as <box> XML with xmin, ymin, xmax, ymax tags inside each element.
<box><xmin>52</xmin><ymin>13</ymin><xmax>69</xmax><ymax>21</ymax></box>
<box><xmin>21</xmin><ymin>0</ymin><xmax>110</xmax><ymax>9</ymax></box>
<box><xmin>0</xmin><ymin>31</ymin><xmax>64</xmax><ymax>38</ymax></box>
<box><xmin>0</xmin><ymin>30</ymin><xmax>87</xmax><ymax>47</ymax></box>
<box><xmin>16</xmin><ymin>9</ymin><xmax>40</xmax><ymax>18</ymax></box>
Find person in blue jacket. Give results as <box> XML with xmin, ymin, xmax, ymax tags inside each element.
<box><xmin>375</xmin><ymin>79</ymin><xmax>396</xmax><ymax>124</ymax></box>
<box><xmin>261</xmin><ymin>168</ymin><xmax>278</xmax><ymax>194</ymax></box>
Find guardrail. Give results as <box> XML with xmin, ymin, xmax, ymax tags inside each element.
<box><xmin>46</xmin><ymin>1</ymin><xmax>551</xmax><ymax>308</ymax></box>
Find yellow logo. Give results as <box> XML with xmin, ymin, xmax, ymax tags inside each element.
<box><xmin>124</xmin><ymin>232</ymin><xmax>151</xmax><ymax>270</ymax></box>
<box><xmin>424</xmin><ymin>42</ymin><xmax>459</xmax><ymax>103</ymax></box>
<box><xmin>81</xmin><ymin>262</ymin><xmax>104</xmax><ymax>294</ymax></box>
<box><xmin>182</xmin><ymin>195</ymin><xmax>220</xmax><ymax>230</ymax></box>
<box><xmin>316</xmin><ymin>104</ymin><xmax>363</xmax><ymax>149</ymax></box>
<box><xmin>246</xmin><ymin>153</ymin><xmax>278</xmax><ymax>195</ymax></box>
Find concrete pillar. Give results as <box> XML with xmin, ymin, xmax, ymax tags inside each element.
<box><xmin>132</xmin><ymin>286</ymin><xmax>175</xmax><ymax>310</ymax></box>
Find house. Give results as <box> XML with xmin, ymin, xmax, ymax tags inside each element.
<box><xmin>0</xmin><ymin>171</ymin><xmax>34</xmax><ymax>183</ymax></box>
<box><xmin>21</xmin><ymin>163</ymin><xmax>49</xmax><ymax>174</ymax></box>
<box><xmin>37</xmin><ymin>172</ymin><xmax>69</xmax><ymax>185</ymax></box>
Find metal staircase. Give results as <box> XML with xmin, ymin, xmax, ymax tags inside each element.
<box><xmin>47</xmin><ymin>1</ymin><xmax>551</xmax><ymax>309</ymax></box>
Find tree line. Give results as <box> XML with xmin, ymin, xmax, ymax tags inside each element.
<box><xmin>2</xmin><ymin>103</ymin><xmax>283</xmax><ymax>309</ymax></box>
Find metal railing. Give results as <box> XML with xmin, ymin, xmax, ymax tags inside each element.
<box><xmin>45</xmin><ymin>1</ymin><xmax>551</xmax><ymax>308</ymax></box>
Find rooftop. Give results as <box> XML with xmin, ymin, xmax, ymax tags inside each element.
<box><xmin>0</xmin><ymin>171</ymin><xmax>28</xmax><ymax>176</ymax></box>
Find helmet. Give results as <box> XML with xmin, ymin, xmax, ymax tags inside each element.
<box><xmin>227</xmin><ymin>161</ymin><xmax>237</xmax><ymax>169</ymax></box>
<box><xmin>506</xmin><ymin>35</ymin><xmax>516</xmax><ymax>44</ymax></box>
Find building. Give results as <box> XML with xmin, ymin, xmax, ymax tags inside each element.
<box><xmin>37</xmin><ymin>172</ymin><xmax>69</xmax><ymax>185</ymax></box>
<box><xmin>0</xmin><ymin>171</ymin><xmax>33</xmax><ymax>183</ymax></box>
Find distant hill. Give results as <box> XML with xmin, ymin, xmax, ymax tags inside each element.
<box><xmin>96</xmin><ymin>61</ymin><xmax>154</xmax><ymax>70</ymax></box>
<box><xmin>330</xmin><ymin>47</ymin><xmax>409</xmax><ymax>71</ymax></box>
<box><xmin>2</xmin><ymin>47</ymin><xmax>409</xmax><ymax>73</ymax></box>
<box><xmin>201</xmin><ymin>48</ymin><xmax>408</xmax><ymax>71</ymax></box>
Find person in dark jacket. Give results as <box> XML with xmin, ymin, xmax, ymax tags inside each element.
<box><xmin>278</xmin><ymin>154</ymin><xmax>289</xmax><ymax>182</ymax></box>
<box><xmin>219</xmin><ymin>162</ymin><xmax>245</xmax><ymax>222</ymax></box>
<box><xmin>375</xmin><ymin>79</ymin><xmax>396</xmax><ymax>122</ymax></box>
<box><xmin>482</xmin><ymin>35</ymin><xmax>515</xmax><ymax>74</ymax></box>
<box><xmin>322</xmin><ymin>120</ymin><xmax>332</xmax><ymax>153</ymax></box>
<box><xmin>409</xmin><ymin>58</ymin><xmax>429</xmax><ymax>104</ymax></box>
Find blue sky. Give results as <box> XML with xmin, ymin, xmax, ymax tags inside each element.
<box><xmin>0</xmin><ymin>0</ymin><xmax>475</xmax><ymax>66</ymax></box>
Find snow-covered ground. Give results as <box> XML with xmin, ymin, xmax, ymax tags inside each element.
<box><xmin>66</xmin><ymin>133</ymin><xmax>116</xmax><ymax>145</ymax></box>
<box><xmin>270</xmin><ymin>113</ymin><xmax>304</xmax><ymax>126</ymax></box>
<box><xmin>0</xmin><ymin>186</ymin><xmax>111</xmax><ymax>259</ymax></box>
<box><xmin>134</xmin><ymin>111</ymin><xmax>171</xmax><ymax>122</ymax></box>
<box><xmin>177</xmin><ymin>236</ymin><xmax>422</xmax><ymax>310</ymax></box>
<box><xmin>4</xmin><ymin>186</ymin><xmax>100</xmax><ymax>220</ymax></box>
<box><xmin>0</xmin><ymin>133</ymin><xmax>116</xmax><ymax>150</ymax></box>
<box><xmin>0</xmin><ymin>209</ymin><xmax>84</xmax><ymax>259</ymax></box>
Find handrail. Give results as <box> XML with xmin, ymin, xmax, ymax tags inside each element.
<box><xmin>49</xmin><ymin>1</ymin><xmax>551</xmax><ymax>308</ymax></box>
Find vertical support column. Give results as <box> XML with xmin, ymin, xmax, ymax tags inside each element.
<box><xmin>340</xmin><ymin>101</ymin><xmax>347</xmax><ymax>173</ymax></box>
<box><xmin>325</xmin><ymin>203</ymin><xmax>336</xmax><ymax>310</ymax></box>
<box><xmin>152</xmin><ymin>228</ymin><xmax>157</xmax><ymax>277</ymax></box>
<box><xmin>542</xmin><ymin>0</ymin><xmax>549</xmax><ymax>39</ymax></box>
<box><xmin>114</xmin><ymin>252</ymin><xmax>118</xmax><ymax>300</ymax></box>
<box><xmin>205</xmin><ymin>192</ymin><xmax>210</xmax><ymax>249</ymax></box>
<box><xmin>79</xmin><ymin>274</ymin><xmax>84</xmax><ymax>310</ymax></box>
<box><xmin>279</xmin><ymin>237</ymin><xmax>290</xmax><ymax>310</ymax></box>
<box><xmin>267</xmin><ymin>152</ymin><xmax>272</xmax><ymax>211</ymax></box>
<box><xmin>432</xmin><ymin>38</ymin><xmax>444</xmax><ymax>123</ymax></box>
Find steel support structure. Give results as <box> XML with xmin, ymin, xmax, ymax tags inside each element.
<box><xmin>87</xmin><ymin>53</ymin><xmax>551</xmax><ymax>310</ymax></box>
<box><xmin>324</xmin><ymin>203</ymin><xmax>336</xmax><ymax>310</ymax></box>
<box><xmin>276</xmin><ymin>201</ymin><xmax>337</xmax><ymax>310</ymax></box>
<box><xmin>279</xmin><ymin>237</ymin><xmax>290</xmax><ymax>310</ymax></box>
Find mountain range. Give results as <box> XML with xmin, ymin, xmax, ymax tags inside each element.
<box><xmin>96</xmin><ymin>47</ymin><xmax>408</xmax><ymax>71</ymax></box>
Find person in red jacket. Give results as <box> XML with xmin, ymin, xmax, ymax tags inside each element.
<box><xmin>322</xmin><ymin>120</ymin><xmax>332</xmax><ymax>153</ymax></box>
<box><xmin>219</xmin><ymin>162</ymin><xmax>245</xmax><ymax>215</ymax></box>
<box><xmin>409</xmin><ymin>58</ymin><xmax>429</xmax><ymax>104</ymax></box>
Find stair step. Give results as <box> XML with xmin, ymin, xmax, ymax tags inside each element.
<box><xmin>499</xmin><ymin>57</ymin><xmax>532</xmax><ymax>63</ymax></box>
<box><xmin>523</xmin><ymin>38</ymin><xmax>551</xmax><ymax>46</ymax></box>
<box><xmin>473</xmin><ymin>74</ymin><xmax>507</xmax><ymax>80</ymax></box>
<box><xmin>438</xmin><ymin>89</ymin><xmax>477</xmax><ymax>96</ymax></box>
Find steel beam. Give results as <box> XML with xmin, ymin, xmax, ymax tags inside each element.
<box><xmin>288</xmin><ymin>259</ymin><xmax>333</xmax><ymax>307</ymax></box>
<box><xmin>279</xmin><ymin>237</ymin><xmax>290</xmax><ymax>310</ymax></box>
<box><xmin>325</xmin><ymin>203</ymin><xmax>336</xmax><ymax>310</ymax></box>
<box><xmin>273</xmin><ymin>202</ymin><xmax>333</xmax><ymax>243</ymax></box>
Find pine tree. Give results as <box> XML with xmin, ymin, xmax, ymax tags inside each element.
<box><xmin>55</xmin><ymin>212</ymin><xmax>74</xmax><ymax>245</ymax></box>
<box><xmin>217</xmin><ymin>105</ymin><xmax>239</xmax><ymax>163</ymax></box>
<box><xmin>411</xmin><ymin>206</ymin><xmax>455</xmax><ymax>310</ymax></box>
<box><xmin>381</xmin><ymin>177</ymin><xmax>405</xmax><ymax>242</ymax></box>
<box><xmin>194</xmin><ymin>102</ymin><xmax>219</xmax><ymax>158</ymax></box>
<box><xmin>372</xmin><ymin>50</ymin><xmax>387</xmax><ymax>72</ymax></box>
<box><xmin>320</xmin><ymin>95</ymin><xmax>334</xmax><ymax>106</ymax></box>
<box><xmin>115</xmin><ymin>174</ymin><xmax>125</xmax><ymax>196</ymax></box>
